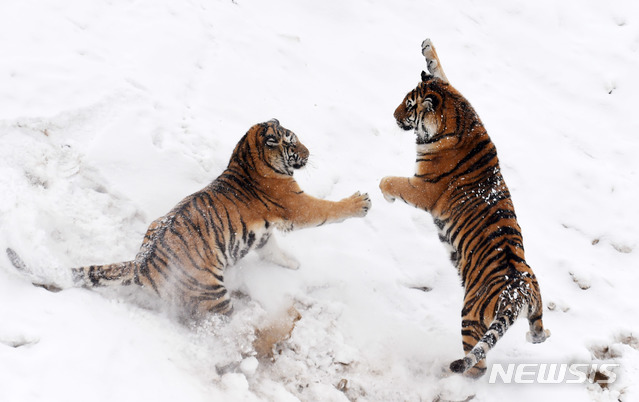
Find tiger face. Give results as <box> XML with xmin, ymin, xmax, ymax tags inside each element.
<box><xmin>394</xmin><ymin>71</ymin><xmax>446</xmax><ymax>144</ymax></box>
<box><xmin>259</xmin><ymin>119</ymin><xmax>309</xmax><ymax>176</ymax></box>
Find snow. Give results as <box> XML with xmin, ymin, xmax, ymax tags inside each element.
<box><xmin>1</xmin><ymin>0</ymin><xmax>638</xmax><ymax>401</ymax></box>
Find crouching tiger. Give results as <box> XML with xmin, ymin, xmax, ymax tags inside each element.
<box><xmin>7</xmin><ymin>119</ymin><xmax>371</xmax><ymax>319</ymax></box>
<box><xmin>380</xmin><ymin>39</ymin><xmax>550</xmax><ymax>377</ymax></box>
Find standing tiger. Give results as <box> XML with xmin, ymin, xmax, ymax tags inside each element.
<box><xmin>7</xmin><ymin>119</ymin><xmax>371</xmax><ymax>319</ymax></box>
<box><xmin>380</xmin><ymin>39</ymin><xmax>550</xmax><ymax>377</ymax></box>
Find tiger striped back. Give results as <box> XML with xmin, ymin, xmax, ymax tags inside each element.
<box><xmin>8</xmin><ymin>119</ymin><xmax>371</xmax><ymax>320</ymax></box>
<box><xmin>380</xmin><ymin>39</ymin><xmax>550</xmax><ymax>377</ymax></box>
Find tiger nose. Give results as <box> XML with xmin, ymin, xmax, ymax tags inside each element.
<box><xmin>296</xmin><ymin>143</ymin><xmax>309</xmax><ymax>165</ymax></box>
<box><xmin>393</xmin><ymin>104</ymin><xmax>403</xmax><ymax>122</ymax></box>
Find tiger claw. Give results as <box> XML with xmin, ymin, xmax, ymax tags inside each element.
<box><xmin>349</xmin><ymin>191</ymin><xmax>371</xmax><ymax>217</ymax></box>
<box><xmin>421</xmin><ymin>38</ymin><xmax>433</xmax><ymax>55</ymax></box>
<box><xmin>359</xmin><ymin>193</ymin><xmax>372</xmax><ymax>216</ymax></box>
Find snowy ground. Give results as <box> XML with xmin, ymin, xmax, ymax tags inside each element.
<box><xmin>1</xmin><ymin>0</ymin><xmax>638</xmax><ymax>401</ymax></box>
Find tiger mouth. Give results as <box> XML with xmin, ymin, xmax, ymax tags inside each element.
<box><xmin>396</xmin><ymin>119</ymin><xmax>430</xmax><ymax>143</ymax></box>
<box><xmin>396</xmin><ymin>120</ymin><xmax>413</xmax><ymax>131</ymax></box>
<box><xmin>290</xmin><ymin>156</ymin><xmax>307</xmax><ymax>169</ymax></box>
<box><xmin>287</xmin><ymin>155</ymin><xmax>308</xmax><ymax>171</ymax></box>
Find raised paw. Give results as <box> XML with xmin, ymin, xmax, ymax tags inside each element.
<box><xmin>422</xmin><ymin>41</ymin><xmax>438</xmax><ymax>71</ymax></box>
<box><xmin>421</xmin><ymin>38</ymin><xmax>437</xmax><ymax>65</ymax></box>
<box><xmin>421</xmin><ymin>38</ymin><xmax>448</xmax><ymax>83</ymax></box>
<box><xmin>421</xmin><ymin>38</ymin><xmax>433</xmax><ymax>55</ymax></box>
<box><xmin>526</xmin><ymin>328</ymin><xmax>551</xmax><ymax>344</ymax></box>
<box><xmin>345</xmin><ymin>191</ymin><xmax>371</xmax><ymax>217</ymax></box>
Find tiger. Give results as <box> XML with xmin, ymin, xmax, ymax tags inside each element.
<box><xmin>7</xmin><ymin>119</ymin><xmax>371</xmax><ymax>320</ymax></box>
<box><xmin>379</xmin><ymin>39</ymin><xmax>550</xmax><ymax>378</ymax></box>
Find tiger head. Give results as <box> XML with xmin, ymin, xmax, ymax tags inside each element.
<box><xmin>394</xmin><ymin>71</ymin><xmax>452</xmax><ymax>145</ymax></box>
<box><xmin>239</xmin><ymin>119</ymin><xmax>309</xmax><ymax>177</ymax></box>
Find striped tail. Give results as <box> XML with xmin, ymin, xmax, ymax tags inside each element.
<box><xmin>71</xmin><ymin>261</ymin><xmax>138</xmax><ymax>288</ymax></box>
<box><xmin>450</xmin><ymin>307</ymin><xmax>519</xmax><ymax>376</ymax></box>
<box><xmin>6</xmin><ymin>247</ymin><xmax>64</xmax><ymax>291</ymax></box>
<box><xmin>6</xmin><ymin>247</ymin><xmax>137</xmax><ymax>290</ymax></box>
<box><xmin>6</xmin><ymin>248</ymin><xmax>29</xmax><ymax>273</ymax></box>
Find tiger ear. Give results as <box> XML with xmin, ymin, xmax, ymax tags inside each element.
<box><xmin>421</xmin><ymin>71</ymin><xmax>431</xmax><ymax>82</ymax></box>
<box><xmin>423</xmin><ymin>95</ymin><xmax>438</xmax><ymax>111</ymax></box>
<box><xmin>269</xmin><ymin>118</ymin><xmax>280</xmax><ymax>125</ymax></box>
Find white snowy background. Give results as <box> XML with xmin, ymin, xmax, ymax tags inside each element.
<box><xmin>1</xmin><ymin>0</ymin><xmax>638</xmax><ymax>401</ymax></box>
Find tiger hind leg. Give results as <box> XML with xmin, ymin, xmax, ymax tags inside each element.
<box><xmin>187</xmin><ymin>289</ymin><xmax>234</xmax><ymax>318</ymax></box>
<box><xmin>422</xmin><ymin>38</ymin><xmax>449</xmax><ymax>84</ymax></box>
<box><xmin>450</xmin><ymin>314</ymin><xmax>490</xmax><ymax>378</ymax></box>
<box><xmin>526</xmin><ymin>300</ymin><xmax>551</xmax><ymax>344</ymax></box>
<box><xmin>451</xmin><ymin>306</ymin><xmax>520</xmax><ymax>377</ymax></box>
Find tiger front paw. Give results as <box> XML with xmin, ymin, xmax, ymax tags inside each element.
<box><xmin>344</xmin><ymin>191</ymin><xmax>371</xmax><ymax>217</ymax></box>
<box><xmin>379</xmin><ymin>177</ymin><xmax>397</xmax><ymax>203</ymax></box>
